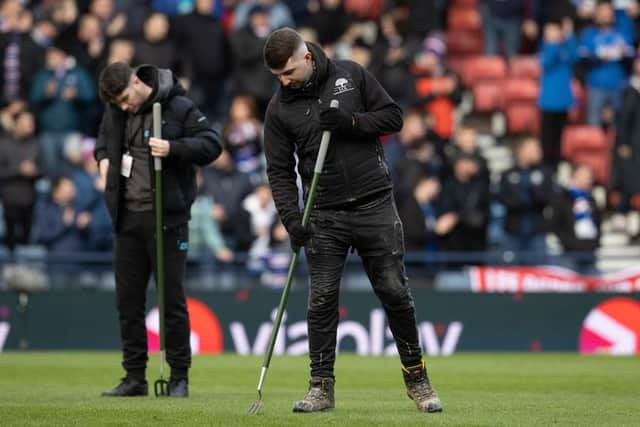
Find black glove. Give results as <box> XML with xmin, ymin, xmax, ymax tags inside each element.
<box><xmin>287</xmin><ymin>219</ymin><xmax>312</xmax><ymax>251</ymax></box>
<box><xmin>319</xmin><ymin>106</ymin><xmax>353</xmax><ymax>133</ymax></box>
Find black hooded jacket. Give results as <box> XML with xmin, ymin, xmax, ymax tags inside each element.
<box><xmin>94</xmin><ymin>65</ymin><xmax>222</xmax><ymax>230</ymax></box>
<box><xmin>264</xmin><ymin>43</ymin><xmax>403</xmax><ymax>230</ymax></box>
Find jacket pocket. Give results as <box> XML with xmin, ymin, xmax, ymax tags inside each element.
<box><xmin>167</xmin><ymin>223</ymin><xmax>189</xmax><ymax>252</ymax></box>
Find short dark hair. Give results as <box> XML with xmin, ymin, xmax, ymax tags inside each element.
<box><xmin>544</xmin><ymin>17</ymin><xmax>562</xmax><ymax>26</ymax></box>
<box><xmin>514</xmin><ymin>133</ymin><xmax>539</xmax><ymax>152</ymax></box>
<box><xmin>571</xmin><ymin>162</ymin><xmax>593</xmax><ymax>177</ymax></box>
<box><xmin>98</xmin><ymin>62</ymin><xmax>134</xmax><ymax>103</ymax></box>
<box><xmin>51</xmin><ymin>175</ymin><xmax>72</xmax><ymax>193</ymax></box>
<box><xmin>457</xmin><ymin>117</ymin><xmax>476</xmax><ymax>131</ymax></box>
<box><xmin>263</xmin><ymin>27</ymin><xmax>304</xmax><ymax>69</ymax></box>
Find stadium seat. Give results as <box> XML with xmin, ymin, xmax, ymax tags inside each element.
<box><xmin>446</xmin><ymin>56</ymin><xmax>468</xmax><ymax>77</ymax></box>
<box><xmin>445</xmin><ymin>30</ymin><xmax>484</xmax><ymax>57</ymax></box>
<box><xmin>505</xmin><ymin>103</ymin><xmax>540</xmax><ymax>135</ymax></box>
<box><xmin>472</xmin><ymin>80</ymin><xmax>504</xmax><ymax>112</ymax></box>
<box><xmin>344</xmin><ymin>0</ymin><xmax>383</xmax><ymax>20</ymax></box>
<box><xmin>561</xmin><ymin>125</ymin><xmax>608</xmax><ymax>158</ymax></box>
<box><xmin>451</xmin><ymin>0</ymin><xmax>478</xmax><ymax>6</ymax></box>
<box><xmin>561</xmin><ymin>126</ymin><xmax>614</xmax><ymax>185</ymax></box>
<box><xmin>608</xmin><ymin>192</ymin><xmax>640</xmax><ymax>210</ymax></box>
<box><xmin>502</xmin><ymin>78</ymin><xmax>539</xmax><ymax>107</ymax></box>
<box><xmin>447</xmin><ymin>7</ymin><xmax>482</xmax><ymax>32</ymax></box>
<box><xmin>461</xmin><ymin>55</ymin><xmax>507</xmax><ymax>87</ymax></box>
<box><xmin>508</xmin><ymin>55</ymin><xmax>540</xmax><ymax>80</ymax></box>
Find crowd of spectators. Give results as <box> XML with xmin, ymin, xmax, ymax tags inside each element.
<box><xmin>1</xmin><ymin>0</ymin><xmax>639</xmax><ymax>287</ymax></box>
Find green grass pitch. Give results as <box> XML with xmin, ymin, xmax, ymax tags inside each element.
<box><xmin>0</xmin><ymin>352</ymin><xmax>638</xmax><ymax>426</ymax></box>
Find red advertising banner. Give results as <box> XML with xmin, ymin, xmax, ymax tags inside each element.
<box><xmin>580</xmin><ymin>297</ymin><xmax>640</xmax><ymax>355</ymax></box>
<box><xmin>470</xmin><ymin>266</ymin><xmax>640</xmax><ymax>293</ymax></box>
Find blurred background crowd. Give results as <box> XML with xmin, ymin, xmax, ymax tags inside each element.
<box><xmin>2</xmin><ymin>0</ymin><xmax>640</xmax><ymax>289</ymax></box>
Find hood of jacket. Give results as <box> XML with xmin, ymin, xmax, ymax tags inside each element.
<box><xmin>135</xmin><ymin>64</ymin><xmax>186</xmax><ymax>113</ymax></box>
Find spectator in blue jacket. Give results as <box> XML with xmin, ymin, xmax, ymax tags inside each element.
<box><xmin>575</xmin><ymin>1</ymin><xmax>636</xmax><ymax>42</ymax></box>
<box><xmin>538</xmin><ymin>17</ymin><xmax>578</xmax><ymax>168</ymax></box>
<box><xmin>30</xmin><ymin>44</ymin><xmax>95</xmax><ymax>175</ymax></box>
<box><xmin>152</xmin><ymin>0</ymin><xmax>224</xmax><ymax>16</ymax></box>
<box><xmin>64</xmin><ymin>135</ymin><xmax>113</xmax><ymax>251</ymax></box>
<box><xmin>33</xmin><ymin>176</ymin><xmax>89</xmax><ymax>253</ymax></box>
<box><xmin>578</xmin><ymin>1</ymin><xmax>634</xmax><ymax>126</ymax></box>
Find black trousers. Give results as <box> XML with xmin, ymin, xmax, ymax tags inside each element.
<box><xmin>114</xmin><ymin>209</ymin><xmax>191</xmax><ymax>380</ymax></box>
<box><xmin>304</xmin><ymin>192</ymin><xmax>423</xmax><ymax>378</ymax></box>
<box><xmin>3</xmin><ymin>204</ymin><xmax>33</xmax><ymax>251</ymax></box>
<box><xmin>541</xmin><ymin>110</ymin><xmax>567</xmax><ymax>169</ymax></box>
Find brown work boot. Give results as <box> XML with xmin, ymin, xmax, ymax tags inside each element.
<box><xmin>402</xmin><ymin>361</ymin><xmax>442</xmax><ymax>413</ymax></box>
<box><xmin>292</xmin><ymin>376</ymin><xmax>335</xmax><ymax>413</ymax></box>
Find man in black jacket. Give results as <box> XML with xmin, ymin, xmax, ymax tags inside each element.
<box><xmin>548</xmin><ymin>163</ymin><xmax>600</xmax><ymax>274</ymax></box>
<box><xmin>173</xmin><ymin>0</ymin><xmax>229</xmax><ymax>123</ymax></box>
<box><xmin>230</xmin><ymin>5</ymin><xmax>277</xmax><ymax>115</ymax></box>
<box><xmin>498</xmin><ymin>136</ymin><xmax>553</xmax><ymax>263</ymax></box>
<box><xmin>94</xmin><ymin>62</ymin><xmax>221</xmax><ymax>397</ymax></box>
<box><xmin>262</xmin><ymin>28</ymin><xmax>442</xmax><ymax>414</ymax></box>
<box><xmin>437</xmin><ymin>154</ymin><xmax>490</xmax><ymax>254</ymax></box>
<box><xmin>0</xmin><ymin>9</ymin><xmax>45</xmax><ymax>105</ymax></box>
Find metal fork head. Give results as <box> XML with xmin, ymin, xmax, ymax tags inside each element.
<box><xmin>155</xmin><ymin>379</ymin><xmax>170</xmax><ymax>397</ymax></box>
<box><xmin>247</xmin><ymin>391</ymin><xmax>263</xmax><ymax>415</ymax></box>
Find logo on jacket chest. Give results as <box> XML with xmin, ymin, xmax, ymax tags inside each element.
<box><xmin>333</xmin><ymin>78</ymin><xmax>354</xmax><ymax>95</ymax></box>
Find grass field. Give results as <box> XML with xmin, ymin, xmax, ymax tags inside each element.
<box><xmin>0</xmin><ymin>352</ymin><xmax>638</xmax><ymax>426</ymax></box>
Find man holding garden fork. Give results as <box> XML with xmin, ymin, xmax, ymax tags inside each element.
<box><xmin>94</xmin><ymin>62</ymin><xmax>221</xmax><ymax>397</ymax></box>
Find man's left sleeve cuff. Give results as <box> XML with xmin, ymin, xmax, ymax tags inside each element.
<box><xmin>168</xmin><ymin>140</ymin><xmax>182</xmax><ymax>158</ymax></box>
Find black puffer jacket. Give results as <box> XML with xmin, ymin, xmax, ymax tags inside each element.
<box><xmin>94</xmin><ymin>65</ymin><xmax>222</xmax><ymax>230</ymax></box>
<box><xmin>498</xmin><ymin>164</ymin><xmax>554</xmax><ymax>236</ymax></box>
<box><xmin>0</xmin><ymin>136</ymin><xmax>40</xmax><ymax>208</ymax></box>
<box><xmin>547</xmin><ymin>188</ymin><xmax>600</xmax><ymax>251</ymax></box>
<box><xmin>264</xmin><ymin>43</ymin><xmax>403</xmax><ymax>229</ymax></box>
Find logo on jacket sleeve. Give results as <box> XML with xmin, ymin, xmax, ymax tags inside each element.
<box><xmin>333</xmin><ymin>78</ymin><xmax>354</xmax><ymax>95</ymax></box>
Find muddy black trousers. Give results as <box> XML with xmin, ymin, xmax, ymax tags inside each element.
<box><xmin>114</xmin><ymin>209</ymin><xmax>191</xmax><ymax>381</ymax></box>
<box><xmin>304</xmin><ymin>191</ymin><xmax>423</xmax><ymax>378</ymax></box>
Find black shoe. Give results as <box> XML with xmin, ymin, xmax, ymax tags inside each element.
<box><xmin>102</xmin><ymin>377</ymin><xmax>148</xmax><ymax>397</ymax></box>
<box><xmin>169</xmin><ymin>378</ymin><xmax>189</xmax><ymax>397</ymax></box>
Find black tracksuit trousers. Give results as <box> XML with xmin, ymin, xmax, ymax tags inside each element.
<box><xmin>304</xmin><ymin>191</ymin><xmax>423</xmax><ymax>378</ymax></box>
<box><xmin>114</xmin><ymin>209</ymin><xmax>191</xmax><ymax>380</ymax></box>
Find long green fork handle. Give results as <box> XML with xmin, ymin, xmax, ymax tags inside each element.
<box><xmin>152</xmin><ymin>102</ymin><xmax>167</xmax><ymax>380</ymax></box>
<box><xmin>255</xmin><ymin>99</ymin><xmax>340</xmax><ymax>393</ymax></box>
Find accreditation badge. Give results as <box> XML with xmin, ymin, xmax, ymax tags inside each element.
<box><xmin>121</xmin><ymin>152</ymin><xmax>133</xmax><ymax>178</ymax></box>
